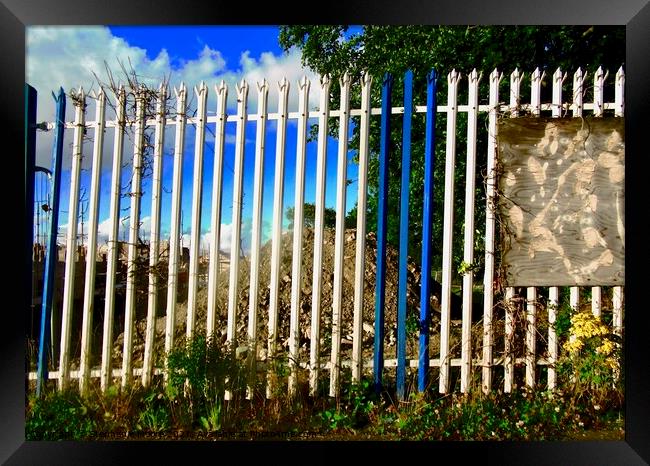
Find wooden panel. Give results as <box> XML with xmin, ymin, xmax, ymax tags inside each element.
<box><xmin>498</xmin><ymin>117</ymin><xmax>624</xmax><ymax>286</ymax></box>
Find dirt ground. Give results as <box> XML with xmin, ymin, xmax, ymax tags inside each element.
<box><xmin>112</xmin><ymin>227</ymin><xmax>486</xmax><ymax>372</ymax></box>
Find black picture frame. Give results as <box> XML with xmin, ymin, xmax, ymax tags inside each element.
<box><xmin>2</xmin><ymin>1</ymin><xmax>648</xmax><ymax>463</ymax></box>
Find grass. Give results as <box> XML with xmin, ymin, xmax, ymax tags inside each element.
<box><xmin>26</xmin><ymin>315</ymin><xmax>624</xmax><ymax>441</ymax></box>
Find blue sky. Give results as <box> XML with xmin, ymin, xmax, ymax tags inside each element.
<box><xmin>27</xmin><ymin>25</ymin><xmax>363</xmax><ymax>254</ymax></box>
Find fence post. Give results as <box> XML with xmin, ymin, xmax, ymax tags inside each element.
<box><xmin>164</xmin><ymin>83</ymin><xmax>188</xmax><ymax>366</ymax></box>
<box><xmin>590</xmin><ymin>66</ymin><xmax>608</xmax><ymax>319</ymax></box>
<box><xmin>267</xmin><ymin>78</ymin><xmax>290</xmax><ymax>399</ymax></box>
<box><xmin>397</xmin><ymin>70</ymin><xmax>414</xmax><ymax>401</ymax></box>
<box><xmin>374</xmin><ymin>73</ymin><xmax>392</xmax><ymax>393</ymax></box>
<box><xmin>439</xmin><ymin>69</ymin><xmax>461</xmax><ymax>394</ymax></box>
<box><xmin>329</xmin><ymin>71</ymin><xmax>351</xmax><ymax>398</ymax></box>
<box><xmin>247</xmin><ymin>79</ymin><xmax>269</xmax><ymax>398</ymax></box>
<box><xmin>142</xmin><ymin>84</ymin><xmax>168</xmax><ymax>387</ymax></box>
<box><xmin>418</xmin><ymin>69</ymin><xmax>437</xmax><ymax>393</ymax></box>
<box><xmin>503</xmin><ymin>68</ymin><xmax>523</xmax><ymax>394</ymax></box>
<box><xmin>613</xmin><ymin>66</ymin><xmax>624</xmax><ymax>342</ymax></box>
<box><xmin>225</xmin><ymin>80</ymin><xmax>249</xmax><ymax>399</ymax></box>
<box><xmin>122</xmin><ymin>86</ymin><xmax>147</xmax><ymax>388</ymax></box>
<box><xmin>548</xmin><ymin>67</ymin><xmax>566</xmax><ymax>391</ymax></box>
<box><xmin>58</xmin><ymin>87</ymin><xmax>86</xmax><ymax>391</ymax></box>
<box><xmin>79</xmin><ymin>88</ymin><xmax>106</xmax><ymax>394</ymax></box>
<box><xmin>36</xmin><ymin>87</ymin><xmax>66</xmax><ymax>396</ymax></box>
<box><xmin>460</xmin><ymin>69</ymin><xmax>481</xmax><ymax>393</ymax></box>
<box><xmin>288</xmin><ymin>76</ymin><xmax>311</xmax><ymax>396</ymax></box>
<box><xmin>569</xmin><ymin>68</ymin><xmax>587</xmax><ymax>314</ymax></box>
<box><xmin>524</xmin><ymin>68</ymin><xmax>545</xmax><ymax>389</ymax></box>
<box><xmin>481</xmin><ymin>69</ymin><xmax>502</xmax><ymax>394</ymax></box>
<box><xmin>352</xmin><ymin>71</ymin><xmax>372</xmax><ymax>384</ymax></box>
<box><xmin>309</xmin><ymin>74</ymin><xmax>331</xmax><ymax>396</ymax></box>
<box><xmin>101</xmin><ymin>87</ymin><xmax>126</xmax><ymax>392</ymax></box>
<box><xmin>206</xmin><ymin>81</ymin><xmax>228</xmax><ymax>339</ymax></box>
<box><xmin>186</xmin><ymin>82</ymin><xmax>209</xmax><ymax>341</ymax></box>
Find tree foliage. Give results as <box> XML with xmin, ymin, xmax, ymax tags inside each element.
<box><xmin>286</xmin><ymin>202</ymin><xmax>338</xmax><ymax>229</ymax></box>
<box><xmin>279</xmin><ymin>26</ymin><xmax>625</xmax><ymax>276</ymax></box>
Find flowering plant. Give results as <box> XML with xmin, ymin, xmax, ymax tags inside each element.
<box><xmin>559</xmin><ymin>309</ymin><xmax>622</xmax><ymax>401</ymax></box>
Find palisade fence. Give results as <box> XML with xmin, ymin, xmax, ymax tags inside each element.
<box><xmin>27</xmin><ymin>66</ymin><xmax>625</xmax><ymax>400</ymax></box>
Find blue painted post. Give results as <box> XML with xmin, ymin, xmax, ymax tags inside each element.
<box><xmin>418</xmin><ymin>70</ymin><xmax>437</xmax><ymax>392</ymax></box>
<box><xmin>36</xmin><ymin>88</ymin><xmax>66</xmax><ymax>396</ymax></box>
<box><xmin>374</xmin><ymin>73</ymin><xmax>392</xmax><ymax>393</ymax></box>
<box><xmin>25</xmin><ymin>84</ymin><xmax>37</xmax><ymax>346</ymax></box>
<box><xmin>397</xmin><ymin>70</ymin><xmax>413</xmax><ymax>400</ymax></box>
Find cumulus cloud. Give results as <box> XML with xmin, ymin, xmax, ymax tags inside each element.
<box><xmin>26</xmin><ymin>26</ymin><xmax>320</xmax><ymax>173</ymax></box>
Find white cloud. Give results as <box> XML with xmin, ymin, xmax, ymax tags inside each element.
<box><xmin>26</xmin><ymin>26</ymin><xmax>320</xmax><ymax>173</ymax></box>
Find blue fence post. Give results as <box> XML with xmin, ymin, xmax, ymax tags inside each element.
<box><xmin>25</xmin><ymin>84</ymin><xmax>37</xmax><ymax>349</ymax></box>
<box><xmin>374</xmin><ymin>73</ymin><xmax>392</xmax><ymax>393</ymax></box>
<box><xmin>418</xmin><ymin>70</ymin><xmax>438</xmax><ymax>392</ymax></box>
<box><xmin>397</xmin><ymin>70</ymin><xmax>413</xmax><ymax>401</ymax></box>
<box><xmin>36</xmin><ymin>88</ymin><xmax>66</xmax><ymax>396</ymax></box>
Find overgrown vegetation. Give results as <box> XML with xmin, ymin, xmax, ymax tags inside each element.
<box><xmin>27</xmin><ymin>299</ymin><xmax>624</xmax><ymax>441</ymax></box>
<box><xmin>279</xmin><ymin>25</ymin><xmax>626</xmax><ymax>276</ymax></box>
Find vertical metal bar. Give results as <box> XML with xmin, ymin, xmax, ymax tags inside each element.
<box><xmin>418</xmin><ymin>70</ymin><xmax>437</xmax><ymax>393</ymax></box>
<box><xmin>101</xmin><ymin>87</ymin><xmax>126</xmax><ymax>392</ymax></box>
<box><xmin>206</xmin><ymin>81</ymin><xmax>228</xmax><ymax>338</ymax></box>
<box><xmin>309</xmin><ymin>74</ymin><xmax>331</xmax><ymax>396</ymax></box>
<box><xmin>142</xmin><ymin>84</ymin><xmax>167</xmax><ymax>387</ymax></box>
<box><xmin>503</xmin><ymin>68</ymin><xmax>523</xmax><ymax>393</ymax></box>
<box><xmin>481</xmin><ymin>69</ymin><xmax>502</xmax><ymax>394</ymax></box>
<box><xmin>525</xmin><ymin>287</ymin><xmax>537</xmax><ymax>388</ymax></box>
<box><xmin>397</xmin><ymin>70</ymin><xmax>414</xmax><ymax>401</ymax></box>
<box><xmin>226</xmin><ymin>80</ymin><xmax>249</xmax><ymax>387</ymax></box>
<box><xmin>58</xmin><ymin>87</ymin><xmax>86</xmax><ymax>391</ymax></box>
<box><xmin>186</xmin><ymin>82</ymin><xmax>209</xmax><ymax>341</ymax></box>
<box><xmin>570</xmin><ymin>68</ymin><xmax>587</xmax><ymax>314</ymax></box>
<box><xmin>504</xmin><ymin>287</ymin><xmax>515</xmax><ymax>393</ymax></box>
<box><xmin>374</xmin><ymin>73</ymin><xmax>392</xmax><ymax>393</ymax></box>
<box><xmin>504</xmin><ymin>68</ymin><xmax>524</xmax><ymax>393</ymax></box>
<box><xmin>547</xmin><ymin>286</ymin><xmax>559</xmax><ymax>391</ymax></box>
<box><xmin>247</xmin><ymin>79</ymin><xmax>269</xmax><ymax>398</ymax></box>
<box><xmin>288</xmin><ymin>76</ymin><xmax>311</xmax><ymax>396</ymax></box>
<box><xmin>122</xmin><ymin>87</ymin><xmax>147</xmax><ymax>388</ymax></box>
<box><xmin>525</xmin><ymin>68</ymin><xmax>544</xmax><ymax>389</ymax></box>
<box><xmin>591</xmin><ymin>66</ymin><xmax>607</xmax><ymax>319</ymax></box>
<box><xmin>548</xmin><ymin>67</ymin><xmax>566</xmax><ymax>391</ymax></box>
<box><xmin>267</xmin><ymin>78</ymin><xmax>290</xmax><ymax>399</ymax></box>
<box><xmin>36</xmin><ymin>88</ymin><xmax>66</xmax><ymax>396</ymax></box>
<box><xmin>613</xmin><ymin>66</ymin><xmax>624</xmax><ymax>340</ymax></box>
<box><xmin>329</xmin><ymin>71</ymin><xmax>352</xmax><ymax>398</ymax></box>
<box><xmin>79</xmin><ymin>89</ymin><xmax>106</xmax><ymax>394</ymax></box>
<box><xmin>352</xmin><ymin>72</ymin><xmax>372</xmax><ymax>384</ymax></box>
<box><xmin>460</xmin><ymin>69</ymin><xmax>481</xmax><ymax>393</ymax></box>
<box><xmin>165</xmin><ymin>83</ymin><xmax>187</xmax><ymax>362</ymax></box>
<box><xmin>439</xmin><ymin>70</ymin><xmax>461</xmax><ymax>394</ymax></box>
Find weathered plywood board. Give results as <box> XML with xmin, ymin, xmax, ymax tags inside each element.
<box><xmin>498</xmin><ymin>117</ymin><xmax>624</xmax><ymax>286</ymax></box>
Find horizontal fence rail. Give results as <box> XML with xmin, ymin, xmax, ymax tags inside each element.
<box><xmin>28</xmin><ymin>67</ymin><xmax>625</xmax><ymax>400</ymax></box>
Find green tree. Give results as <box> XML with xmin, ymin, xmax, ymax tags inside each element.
<box><xmin>279</xmin><ymin>26</ymin><xmax>625</xmax><ymax>278</ymax></box>
<box><xmin>286</xmin><ymin>202</ymin><xmax>337</xmax><ymax>229</ymax></box>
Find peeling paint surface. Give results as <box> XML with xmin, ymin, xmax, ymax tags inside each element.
<box><xmin>498</xmin><ymin>117</ymin><xmax>624</xmax><ymax>286</ymax></box>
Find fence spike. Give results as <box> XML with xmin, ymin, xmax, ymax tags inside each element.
<box><xmin>216</xmin><ymin>80</ymin><xmax>228</xmax><ymax>95</ymax></box>
<box><xmin>320</xmin><ymin>73</ymin><xmax>331</xmax><ymax>87</ymax></box>
<box><xmin>298</xmin><ymin>75</ymin><xmax>310</xmax><ymax>89</ymax></box>
<box><xmin>340</xmin><ymin>70</ymin><xmax>351</xmax><ymax>86</ymax></box>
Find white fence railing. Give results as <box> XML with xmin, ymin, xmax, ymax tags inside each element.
<box><xmin>28</xmin><ymin>66</ymin><xmax>625</xmax><ymax>399</ymax></box>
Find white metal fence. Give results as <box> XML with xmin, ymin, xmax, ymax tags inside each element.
<box><xmin>28</xmin><ymin>66</ymin><xmax>625</xmax><ymax>398</ymax></box>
